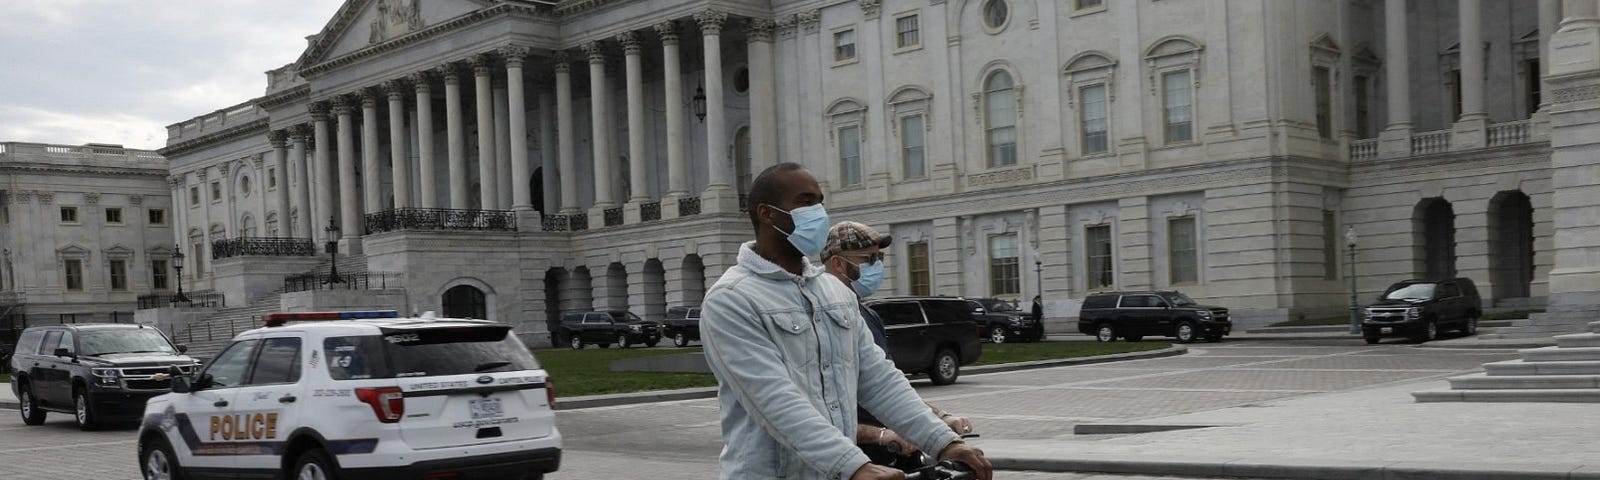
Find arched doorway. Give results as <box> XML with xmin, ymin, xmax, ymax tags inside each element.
<box><xmin>606</xmin><ymin>263</ymin><xmax>628</xmax><ymax>311</ymax></box>
<box><xmin>567</xmin><ymin>267</ymin><xmax>594</xmax><ymax>312</ymax></box>
<box><xmin>642</xmin><ymin>259</ymin><xmax>667</xmax><ymax>324</ymax></box>
<box><xmin>1489</xmin><ymin>191</ymin><xmax>1535</xmax><ymax>300</ymax></box>
<box><xmin>734</xmin><ymin>126</ymin><xmax>752</xmax><ymax>194</ymax></box>
<box><xmin>681</xmin><ymin>254</ymin><xmax>707</xmax><ymax>308</ymax></box>
<box><xmin>1414</xmin><ymin>198</ymin><xmax>1457</xmax><ymax>280</ymax></box>
<box><xmin>442</xmin><ymin>285</ymin><xmax>487</xmax><ymax>320</ymax></box>
<box><xmin>531</xmin><ymin>167</ymin><xmax>545</xmax><ymax>213</ymax></box>
<box><xmin>545</xmin><ymin>268</ymin><xmax>567</xmax><ymax>341</ymax></box>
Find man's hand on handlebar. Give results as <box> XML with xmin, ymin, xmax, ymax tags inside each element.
<box><xmin>850</xmin><ymin>462</ymin><xmax>907</xmax><ymax>480</ymax></box>
<box><xmin>936</xmin><ymin>441</ymin><xmax>993</xmax><ymax>480</ymax></box>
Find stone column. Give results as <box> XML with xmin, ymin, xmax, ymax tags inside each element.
<box><xmin>747</xmin><ymin>18</ymin><xmax>778</xmax><ymax>173</ymax></box>
<box><xmin>697</xmin><ymin>10</ymin><xmax>732</xmax><ymax>201</ymax></box>
<box><xmin>586</xmin><ymin>41</ymin><xmax>616</xmax><ymax>218</ymax></box>
<box><xmin>620</xmin><ymin>31</ymin><xmax>648</xmax><ymax>225</ymax></box>
<box><xmin>474</xmin><ymin>54</ymin><xmax>500</xmax><ymax>210</ymax></box>
<box><xmin>290</xmin><ymin>125</ymin><xmax>312</xmax><ymax>238</ymax></box>
<box><xmin>311</xmin><ymin>102</ymin><xmax>335</xmax><ymax>245</ymax></box>
<box><xmin>1377</xmin><ymin>0</ymin><xmax>1414</xmax><ymax>159</ymax></box>
<box><xmin>657</xmin><ymin>22</ymin><xmax>689</xmax><ymax>210</ymax></box>
<box><xmin>335</xmin><ymin>95</ymin><xmax>362</xmax><ymax>252</ymax></box>
<box><xmin>444</xmin><ymin>64</ymin><xmax>470</xmax><ymax>209</ymax></box>
<box><xmin>556</xmin><ymin>52</ymin><xmax>580</xmax><ymax>215</ymax></box>
<box><xmin>269</xmin><ymin>130</ymin><xmax>292</xmax><ymax>236</ymax></box>
<box><xmin>411</xmin><ymin>71</ymin><xmax>438</xmax><ymax>209</ymax></box>
<box><xmin>1450</xmin><ymin>0</ymin><xmax>1489</xmax><ymax>150</ymax></box>
<box><xmin>504</xmin><ymin>46</ymin><xmax>534</xmax><ymax>213</ymax></box>
<box><xmin>386</xmin><ymin>80</ymin><xmax>412</xmax><ymax>209</ymax></box>
<box><xmin>493</xmin><ymin>77</ymin><xmax>513</xmax><ymax>210</ymax></box>
<box><xmin>362</xmin><ymin>90</ymin><xmax>383</xmax><ymax>214</ymax></box>
<box><xmin>538</xmin><ymin>90</ymin><xmax>558</xmax><ymax>213</ymax></box>
<box><xmin>1539</xmin><ymin>0</ymin><xmax>1561</xmax><ymax>113</ymax></box>
<box><xmin>1539</xmin><ymin>0</ymin><xmax>1600</xmax><ymax>336</ymax></box>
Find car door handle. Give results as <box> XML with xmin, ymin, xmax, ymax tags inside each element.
<box><xmin>279</xmin><ymin>395</ymin><xmax>297</xmax><ymax>404</ymax></box>
<box><xmin>213</xmin><ymin>400</ymin><xmax>229</xmax><ymax>407</ymax></box>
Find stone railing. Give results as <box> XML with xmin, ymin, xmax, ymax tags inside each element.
<box><xmin>363</xmin><ymin>208</ymin><xmax>516</xmax><ymax>234</ymax></box>
<box><xmin>166</xmin><ymin>100</ymin><xmax>266</xmax><ymax>142</ymax></box>
<box><xmin>679</xmin><ymin>196</ymin><xmax>702</xmax><ymax>216</ymax></box>
<box><xmin>1411</xmin><ymin>130</ymin><xmax>1451</xmax><ymax>155</ymax></box>
<box><xmin>604</xmin><ymin>207</ymin><xmax>623</xmax><ymax>227</ymax></box>
<box><xmin>641</xmin><ymin>201</ymin><xmax>661</xmax><ymax>222</ymax></box>
<box><xmin>1349</xmin><ymin>139</ymin><xmax>1378</xmax><ymax>161</ymax></box>
<box><xmin>211</xmin><ymin>237</ymin><xmax>316</xmax><ymax>259</ymax></box>
<box><xmin>1488</xmin><ymin>120</ymin><xmax>1532</xmax><ymax>147</ymax></box>
<box><xmin>282</xmin><ymin>271</ymin><xmax>403</xmax><ymax>293</ymax></box>
<box><xmin>0</xmin><ymin>142</ymin><xmax>165</xmax><ymax>163</ymax></box>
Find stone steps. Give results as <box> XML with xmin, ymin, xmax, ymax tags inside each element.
<box><xmin>1413</xmin><ymin>388</ymin><xmax>1600</xmax><ymax>403</ymax></box>
<box><xmin>1412</xmin><ymin>320</ymin><xmax>1600</xmax><ymax>403</ymax></box>
<box><xmin>1483</xmin><ymin>359</ymin><xmax>1600</xmax><ymax>376</ymax></box>
<box><xmin>1445</xmin><ymin>372</ymin><xmax>1600</xmax><ymax>390</ymax></box>
<box><xmin>1519</xmin><ymin>346</ymin><xmax>1600</xmax><ymax>362</ymax></box>
<box><xmin>1554</xmin><ymin>332</ymin><xmax>1600</xmax><ymax>348</ymax></box>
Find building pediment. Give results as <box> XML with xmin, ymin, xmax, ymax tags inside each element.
<box><xmin>295</xmin><ymin>0</ymin><xmax>506</xmax><ymax>76</ymax></box>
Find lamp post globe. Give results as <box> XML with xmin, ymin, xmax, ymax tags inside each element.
<box><xmin>171</xmin><ymin>245</ymin><xmax>188</xmax><ymax>304</ymax></box>
<box><xmin>1345</xmin><ymin>226</ymin><xmax>1360</xmax><ymax>335</ymax></box>
<box><xmin>324</xmin><ymin>216</ymin><xmax>343</xmax><ymax>284</ymax></box>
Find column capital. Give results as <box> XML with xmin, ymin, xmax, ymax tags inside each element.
<box><xmin>289</xmin><ymin>124</ymin><xmax>312</xmax><ymax>140</ymax></box>
<box><xmin>438</xmin><ymin>63</ymin><xmax>463</xmax><ymax>84</ymax></box>
<box><xmin>500</xmin><ymin>45</ymin><xmax>530</xmax><ymax>67</ymax></box>
<box><xmin>655</xmin><ymin>21</ymin><xmax>680</xmax><ymax>44</ymax></box>
<box><xmin>384</xmin><ymin>79</ymin><xmax>409</xmax><ymax>99</ymax></box>
<box><xmin>554</xmin><ymin>51</ymin><xmax>572</xmax><ymax>73</ymax></box>
<box><xmin>747</xmin><ymin>18</ymin><xmax>776</xmax><ymax>43</ymax></box>
<box><xmin>196</xmin><ymin>170</ymin><xmax>208</xmax><ymax>180</ymax></box>
<box><xmin>330</xmin><ymin>95</ymin><xmax>355</xmax><ymax>114</ymax></box>
<box><xmin>407</xmin><ymin>70</ymin><xmax>432</xmax><ymax>90</ymax></box>
<box><xmin>268</xmin><ymin>130</ymin><xmax>289</xmax><ymax>148</ymax></box>
<box><xmin>309</xmin><ymin>101</ymin><xmax>331</xmax><ymax>119</ymax></box>
<box><xmin>218</xmin><ymin>163</ymin><xmax>231</xmax><ymax>176</ymax></box>
<box><xmin>361</xmin><ymin>88</ymin><xmax>382</xmax><ymax>107</ymax></box>
<box><xmin>472</xmin><ymin>53</ymin><xmax>495</xmax><ymax>75</ymax></box>
<box><xmin>859</xmin><ymin>0</ymin><xmax>883</xmax><ymax>19</ymax></box>
<box><xmin>797</xmin><ymin>9</ymin><xmax>821</xmax><ymax>33</ymax></box>
<box><xmin>617</xmin><ymin>31</ymin><xmax>642</xmax><ymax>55</ymax></box>
<box><xmin>167</xmin><ymin>175</ymin><xmax>185</xmax><ymax>188</ymax></box>
<box><xmin>695</xmin><ymin>9</ymin><xmax>728</xmax><ymax>35</ymax></box>
<box><xmin>776</xmin><ymin>15</ymin><xmax>799</xmax><ymax>39</ymax></box>
<box><xmin>583</xmin><ymin>41</ymin><xmax>607</xmax><ymax>64</ymax></box>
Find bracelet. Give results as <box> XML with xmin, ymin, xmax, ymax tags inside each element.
<box><xmin>876</xmin><ymin>427</ymin><xmax>888</xmax><ymax>446</ymax></box>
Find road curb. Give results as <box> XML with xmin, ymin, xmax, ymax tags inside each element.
<box><xmin>988</xmin><ymin>453</ymin><xmax>1600</xmax><ymax>480</ymax></box>
<box><xmin>555</xmin><ymin>345</ymin><xmax>1190</xmax><ymax>410</ymax></box>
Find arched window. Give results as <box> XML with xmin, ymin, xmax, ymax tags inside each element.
<box><xmin>982</xmin><ymin>0</ymin><xmax>1009</xmax><ymax>30</ymax></box>
<box><xmin>442</xmin><ymin>285</ymin><xmax>488</xmax><ymax>320</ymax></box>
<box><xmin>240</xmin><ymin>215</ymin><xmax>257</xmax><ymax>238</ymax></box>
<box><xmin>984</xmin><ymin>71</ymin><xmax>1018</xmax><ymax>167</ymax></box>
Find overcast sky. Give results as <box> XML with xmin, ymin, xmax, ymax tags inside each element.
<box><xmin>0</xmin><ymin>1</ymin><xmax>343</xmax><ymax>150</ymax></box>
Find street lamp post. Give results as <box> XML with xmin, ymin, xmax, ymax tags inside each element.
<box><xmin>1346</xmin><ymin>226</ymin><xmax>1360</xmax><ymax>335</ymax></box>
<box><xmin>1034</xmin><ymin>259</ymin><xmax>1043</xmax><ymax>299</ymax></box>
<box><xmin>171</xmin><ymin>245</ymin><xmax>188</xmax><ymax>304</ymax></box>
<box><xmin>324</xmin><ymin>216</ymin><xmax>343</xmax><ymax>285</ymax></box>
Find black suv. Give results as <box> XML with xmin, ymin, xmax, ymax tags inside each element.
<box><xmin>558</xmin><ymin>310</ymin><xmax>661</xmax><ymax>349</ymax></box>
<box><xmin>863</xmin><ymin>296</ymin><xmax>983</xmax><ymax>385</ymax></box>
<box><xmin>968</xmin><ymin>298</ymin><xmax>1042</xmax><ymax>343</ymax></box>
<box><xmin>8</xmin><ymin>323</ymin><xmax>199</xmax><ymax>430</ymax></box>
<box><xmin>1362</xmin><ymin>278</ymin><xmax>1482</xmax><ymax>343</ymax></box>
<box><xmin>662</xmin><ymin>306</ymin><xmax>702</xmax><ymax>347</ymax></box>
<box><xmin>1078</xmin><ymin>291</ymin><xmax>1232</xmax><ymax>343</ymax></box>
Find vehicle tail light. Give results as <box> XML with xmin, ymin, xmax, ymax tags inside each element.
<box><xmin>355</xmin><ymin>386</ymin><xmax>405</xmax><ymax>423</ymax></box>
<box><xmin>545</xmin><ymin>377</ymin><xmax>557</xmax><ymax>408</ymax></box>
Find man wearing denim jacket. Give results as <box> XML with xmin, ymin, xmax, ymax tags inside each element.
<box><xmin>701</xmin><ymin>163</ymin><xmax>993</xmax><ymax>480</ymax></box>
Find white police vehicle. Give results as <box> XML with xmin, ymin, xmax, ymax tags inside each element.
<box><xmin>136</xmin><ymin>310</ymin><xmax>562</xmax><ymax>480</ymax></box>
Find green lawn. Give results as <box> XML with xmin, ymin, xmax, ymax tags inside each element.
<box><xmin>532</xmin><ymin>341</ymin><xmax>1168</xmax><ymax>398</ymax></box>
<box><xmin>1268</xmin><ymin>315</ymin><xmax>1352</xmax><ymax>327</ymax></box>
<box><xmin>0</xmin><ymin>373</ymin><xmax>8</xmax><ymax>383</ymax></box>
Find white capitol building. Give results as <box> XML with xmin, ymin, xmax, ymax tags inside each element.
<box><xmin>8</xmin><ymin>0</ymin><xmax>1600</xmax><ymax>350</ymax></box>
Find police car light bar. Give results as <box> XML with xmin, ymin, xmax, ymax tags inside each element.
<box><xmin>263</xmin><ymin>310</ymin><xmax>399</xmax><ymax>326</ymax></box>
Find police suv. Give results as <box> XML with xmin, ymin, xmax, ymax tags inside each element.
<box><xmin>136</xmin><ymin>310</ymin><xmax>562</xmax><ymax>480</ymax></box>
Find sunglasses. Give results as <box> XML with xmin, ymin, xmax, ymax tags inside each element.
<box><xmin>840</xmin><ymin>251</ymin><xmax>886</xmax><ymax>265</ymax></box>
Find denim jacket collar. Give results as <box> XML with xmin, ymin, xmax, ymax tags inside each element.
<box><xmin>737</xmin><ymin>241</ymin><xmax>824</xmax><ymax>283</ymax></box>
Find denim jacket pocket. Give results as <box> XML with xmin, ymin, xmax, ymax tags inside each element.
<box><xmin>765</xmin><ymin>310</ymin><xmax>819</xmax><ymax>367</ymax></box>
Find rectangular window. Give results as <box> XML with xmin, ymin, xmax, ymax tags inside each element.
<box><xmin>1323</xmin><ymin>210</ymin><xmax>1339</xmax><ymax>280</ymax></box>
<box><xmin>839</xmin><ymin>125</ymin><xmax>862</xmax><ymax>187</ymax></box>
<box><xmin>1313</xmin><ymin>66</ymin><xmax>1332</xmax><ymax>139</ymax></box>
<box><xmin>60</xmin><ymin>206</ymin><xmax>79</xmax><ymax>223</ymax></box>
<box><xmin>833</xmin><ymin>29</ymin><xmax>857</xmax><ymax>62</ymax></box>
<box><xmin>908</xmin><ymin>241</ymin><xmax>931</xmax><ymax>296</ymax></box>
<box><xmin>246</xmin><ymin>337</ymin><xmax>302</xmax><ymax>385</ymax></box>
<box><xmin>211</xmin><ymin>182</ymin><xmax>221</xmax><ymax>202</ymax></box>
<box><xmin>189</xmin><ymin>186</ymin><xmax>200</xmax><ymax>206</ymax></box>
<box><xmin>1354</xmin><ymin>75</ymin><xmax>1371</xmax><ymax>138</ymax></box>
<box><xmin>1162</xmin><ymin>70</ymin><xmax>1193</xmax><ymax>143</ymax></box>
<box><xmin>1080</xmin><ymin>84</ymin><xmax>1109</xmax><ymax>155</ymax></box>
<box><xmin>986</xmin><ymin>91</ymin><xmax>1017</xmax><ymax>167</ymax></box>
<box><xmin>149</xmin><ymin>209</ymin><xmax>166</xmax><ymax>225</ymax></box>
<box><xmin>1086</xmin><ymin>225</ymin><xmax>1114</xmax><ymax>289</ymax></box>
<box><xmin>105</xmin><ymin>207</ymin><xmax>123</xmax><ymax>225</ymax></box>
<box><xmin>988</xmin><ymin>234</ymin><xmax>1020</xmax><ymax>296</ymax></box>
<box><xmin>1076</xmin><ymin>0</ymin><xmax>1104</xmax><ymax>9</ymax></box>
<box><xmin>152</xmin><ymin>259</ymin><xmax>169</xmax><ymax>290</ymax></box>
<box><xmin>1168</xmin><ymin>216</ymin><xmax>1198</xmax><ymax>284</ymax></box>
<box><xmin>1449</xmin><ymin>69</ymin><xmax>1462</xmax><ymax>121</ymax></box>
<box><xmin>895</xmin><ymin>15</ymin><xmax>920</xmax><ymax>49</ymax></box>
<box><xmin>65</xmin><ymin>259</ymin><xmax>83</xmax><ymax>291</ymax></box>
<box><xmin>901</xmin><ymin>114</ymin><xmax>926</xmax><ymax>178</ymax></box>
<box><xmin>1525</xmin><ymin>59</ymin><xmax>1541</xmax><ymax>118</ymax></box>
<box><xmin>109</xmin><ymin>260</ymin><xmax>128</xmax><ymax>291</ymax></box>
<box><xmin>191</xmin><ymin>243</ymin><xmax>205</xmax><ymax>278</ymax></box>
<box><xmin>267</xmin><ymin>168</ymin><xmax>277</xmax><ymax>189</ymax></box>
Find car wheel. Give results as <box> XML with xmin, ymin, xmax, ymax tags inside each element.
<box><xmin>1364</xmin><ymin>336</ymin><xmax>1381</xmax><ymax>345</ymax></box>
<box><xmin>1462</xmin><ymin>315</ymin><xmax>1479</xmax><ymax>336</ymax></box>
<box><xmin>616</xmin><ymin>334</ymin><xmax>630</xmax><ymax>348</ymax></box>
<box><xmin>17</xmin><ymin>381</ymin><xmax>45</xmax><ymax>425</ymax></box>
<box><xmin>1175</xmin><ymin>322</ymin><xmax>1198</xmax><ymax>343</ymax></box>
<box><xmin>74</xmin><ymin>387</ymin><xmax>98</xmax><ymax>431</ymax></box>
<box><xmin>140</xmin><ymin>436</ymin><xmax>186</xmax><ymax>480</ymax></box>
<box><xmin>928</xmin><ymin>348</ymin><xmax>960</xmax><ymax>386</ymax></box>
<box><xmin>569</xmin><ymin>335</ymin><xmax>583</xmax><ymax>350</ymax></box>
<box><xmin>292</xmin><ymin>448</ymin><xmax>338</xmax><ymax>480</ymax></box>
<box><xmin>1095</xmin><ymin>324</ymin><xmax>1117</xmax><ymax>342</ymax></box>
<box><xmin>673</xmin><ymin>332</ymin><xmax>689</xmax><ymax>347</ymax></box>
<box><xmin>1412</xmin><ymin>320</ymin><xmax>1439</xmax><ymax>343</ymax></box>
<box><xmin>989</xmin><ymin>327</ymin><xmax>1008</xmax><ymax>344</ymax></box>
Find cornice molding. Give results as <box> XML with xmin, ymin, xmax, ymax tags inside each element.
<box><xmin>156</xmin><ymin>118</ymin><xmax>271</xmax><ymax>158</ymax></box>
<box><xmin>257</xmin><ymin>84</ymin><xmax>310</xmax><ymax>110</ymax></box>
<box><xmin>298</xmin><ymin>3</ymin><xmax>553</xmax><ymax>78</ymax></box>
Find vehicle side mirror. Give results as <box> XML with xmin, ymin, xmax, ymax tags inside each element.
<box><xmin>169</xmin><ymin>366</ymin><xmax>192</xmax><ymax>394</ymax></box>
<box><xmin>176</xmin><ymin>344</ymin><xmax>189</xmax><ymax>354</ymax></box>
<box><xmin>53</xmin><ymin>348</ymin><xmax>73</xmax><ymax>358</ymax></box>
<box><xmin>189</xmin><ymin>373</ymin><xmax>213</xmax><ymax>392</ymax></box>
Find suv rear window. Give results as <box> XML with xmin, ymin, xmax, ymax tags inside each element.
<box><xmin>324</xmin><ymin>326</ymin><xmax>539</xmax><ymax>380</ymax></box>
<box><xmin>1082</xmin><ymin>295</ymin><xmax>1117</xmax><ymax>309</ymax></box>
<box><xmin>921</xmin><ymin>300</ymin><xmax>973</xmax><ymax>324</ymax></box>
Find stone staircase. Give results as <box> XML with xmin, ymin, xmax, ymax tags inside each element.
<box><xmin>175</xmin><ymin>254</ymin><xmax>370</xmax><ymax>361</ymax></box>
<box><xmin>1413</xmin><ymin>320</ymin><xmax>1600</xmax><ymax>403</ymax></box>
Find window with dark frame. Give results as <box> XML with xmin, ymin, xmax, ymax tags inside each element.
<box><xmin>834</xmin><ymin>29</ymin><xmax>857</xmax><ymax>62</ymax></box>
<box><xmin>1313</xmin><ymin>66</ymin><xmax>1332</xmax><ymax>139</ymax></box>
<box><xmin>65</xmin><ymin>259</ymin><xmax>83</xmax><ymax>291</ymax></box>
<box><xmin>149</xmin><ymin>209</ymin><xmax>166</xmax><ymax>225</ymax></box>
<box><xmin>1354</xmin><ymin>75</ymin><xmax>1372</xmax><ymax>138</ymax></box>
<box><xmin>1525</xmin><ymin>59</ymin><xmax>1541</xmax><ymax>118</ymax></box>
<box><xmin>839</xmin><ymin>125</ymin><xmax>862</xmax><ymax>187</ymax></box>
<box><xmin>1087</xmin><ymin>225</ymin><xmax>1113</xmax><ymax>289</ymax></box>
<box><xmin>211</xmin><ymin>182</ymin><xmax>221</xmax><ymax>202</ymax></box>
<box><xmin>988</xmin><ymin>234</ymin><xmax>1020</xmax><ymax>296</ymax></box>
<box><xmin>105</xmin><ymin>207</ymin><xmax>123</xmax><ymax>224</ymax></box>
<box><xmin>189</xmin><ymin>186</ymin><xmax>200</xmax><ymax>206</ymax></box>
<box><xmin>908</xmin><ymin>241</ymin><xmax>931</xmax><ymax>296</ymax></box>
<box><xmin>901</xmin><ymin>114</ymin><xmax>926</xmax><ymax>178</ymax></box>
<box><xmin>1168</xmin><ymin>216</ymin><xmax>1197</xmax><ymax>284</ymax></box>
<box><xmin>896</xmin><ymin>14</ymin><xmax>920</xmax><ymax>49</ymax></box>
<box><xmin>1080</xmin><ymin>83</ymin><xmax>1109</xmax><ymax>155</ymax></box>
<box><xmin>1162</xmin><ymin>70</ymin><xmax>1193</xmax><ymax>143</ymax></box>
<box><xmin>1076</xmin><ymin>0</ymin><xmax>1104</xmax><ymax>10</ymax></box>
<box><xmin>985</xmin><ymin>71</ymin><xmax>1018</xmax><ymax>167</ymax></box>
<box><xmin>109</xmin><ymin>259</ymin><xmax>128</xmax><ymax>291</ymax></box>
<box><xmin>1449</xmin><ymin>69</ymin><xmax>1463</xmax><ymax>121</ymax></box>
<box><xmin>60</xmin><ymin>206</ymin><xmax>79</xmax><ymax>223</ymax></box>
<box><xmin>152</xmin><ymin>259</ymin><xmax>169</xmax><ymax>290</ymax></box>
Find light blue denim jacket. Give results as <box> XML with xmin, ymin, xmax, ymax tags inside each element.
<box><xmin>702</xmin><ymin>241</ymin><xmax>959</xmax><ymax>480</ymax></box>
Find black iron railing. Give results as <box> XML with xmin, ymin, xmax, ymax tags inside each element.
<box><xmin>641</xmin><ymin>201</ymin><xmax>661</xmax><ymax>222</ymax></box>
<box><xmin>541</xmin><ymin>214</ymin><xmax>572</xmax><ymax>231</ymax></box>
<box><xmin>364</xmin><ymin>208</ymin><xmax>517</xmax><ymax>235</ymax></box>
<box><xmin>604</xmin><ymin>207</ymin><xmax>623</xmax><ymax>226</ymax></box>
<box><xmin>738</xmin><ymin>194</ymin><xmax>749</xmax><ymax>213</ymax></box>
<box><xmin>211</xmin><ymin>237</ymin><xmax>316</xmax><ymax>260</ymax></box>
<box><xmin>282</xmin><ymin>271</ymin><xmax>402</xmax><ymax>293</ymax></box>
<box><xmin>137</xmin><ymin>291</ymin><xmax>225</xmax><ymax>309</ymax></box>
<box><xmin>570</xmin><ymin>213</ymin><xmax>588</xmax><ymax>231</ymax></box>
<box><xmin>679</xmin><ymin>196</ymin><xmax>702</xmax><ymax>216</ymax></box>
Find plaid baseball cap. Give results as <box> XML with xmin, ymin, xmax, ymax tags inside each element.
<box><xmin>822</xmin><ymin>221</ymin><xmax>892</xmax><ymax>261</ymax></box>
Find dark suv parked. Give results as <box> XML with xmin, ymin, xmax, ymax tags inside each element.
<box><xmin>968</xmin><ymin>298</ymin><xmax>1042</xmax><ymax>343</ymax></box>
<box><xmin>863</xmin><ymin>296</ymin><xmax>983</xmax><ymax>385</ymax></box>
<box><xmin>558</xmin><ymin>310</ymin><xmax>661</xmax><ymax>349</ymax></box>
<box><xmin>1362</xmin><ymin>278</ymin><xmax>1482</xmax><ymax>343</ymax></box>
<box><xmin>662</xmin><ymin>306</ymin><xmax>702</xmax><ymax>347</ymax></box>
<box><xmin>8</xmin><ymin>323</ymin><xmax>199</xmax><ymax>430</ymax></box>
<box><xmin>1078</xmin><ymin>291</ymin><xmax>1232</xmax><ymax>343</ymax></box>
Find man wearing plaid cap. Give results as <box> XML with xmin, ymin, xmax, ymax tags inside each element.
<box><xmin>821</xmin><ymin>221</ymin><xmax>975</xmax><ymax>466</ymax></box>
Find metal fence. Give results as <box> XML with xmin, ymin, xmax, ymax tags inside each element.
<box><xmin>364</xmin><ymin>208</ymin><xmax>517</xmax><ymax>235</ymax></box>
<box><xmin>137</xmin><ymin>291</ymin><xmax>225</xmax><ymax>309</ymax></box>
<box><xmin>282</xmin><ymin>272</ymin><xmax>403</xmax><ymax>293</ymax></box>
<box><xmin>679</xmin><ymin>196</ymin><xmax>701</xmax><ymax>216</ymax></box>
<box><xmin>211</xmin><ymin>237</ymin><xmax>316</xmax><ymax>259</ymax></box>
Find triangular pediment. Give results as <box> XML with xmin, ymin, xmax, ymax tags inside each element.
<box><xmin>296</xmin><ymin>0</ymin><xmax>499</xmax><ymax>71</ymax></box>
<box><xmin>1310</xmin><ymin>33</ymin><xmax>1342</xmax><ymax>56</ymax></box>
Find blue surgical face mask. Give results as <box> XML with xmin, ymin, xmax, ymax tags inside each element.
<box><xmin>770</xmin><ymin>204</ymin><xmax>830</xmax><ymax>257</ymax></box>
<box><xmin>852</xmin><ymin>260</ymin><xmax>884</xmax><ymax>298</ymax></box>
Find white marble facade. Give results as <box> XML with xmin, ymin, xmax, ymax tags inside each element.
<box><xmin>157</xmin><ymin>0</ymin><xmax>1600</xmax><ymax>340</ymax></box>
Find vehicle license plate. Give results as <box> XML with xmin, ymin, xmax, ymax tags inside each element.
<box><xmin>470</xmin><ymin>398</ymin><xmax>503</xmax><ymax>420</ymax></box>
<box><xmin>1380</xmin><ymin>327</ymin><xmax>1393</xmax><ymax>334</ymax></box>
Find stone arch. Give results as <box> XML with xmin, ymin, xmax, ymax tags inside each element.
<box><xmin>641</xmin><ymin>258</ymin><xmax>667</xmax><ymax>324</ymax></box>
<box><xmin>1413</xmin><ymin>198</ymin><xmax>1457</xmax><ymax>280</ymax></box>
<box><xmin>1063</xmin><ymin>51</ymin><xmax>1117</xmax><ymax>75</ymax></box>
<box><xmin>438</xmin><ymin>277</ymin><xmax>495</xmax><ymax>320</ymax></box>
<box><xmin>544</xmin><ymin>267</ymin><xmax>568</xmax><ymax>337</ymax></box>
<box><xmin>605</xmin><ymin>262</ymin><xmax>628</xmax><ymax>311</ymax></box>
<box><xmin>568</xmin><ymin>266</ymin><xmax>594</xmax><ymax>313</ymax></box>
<box><xmin>888</xmin><ymin>85</ymin><xmax>933</xmax><ymax>105</ymax></box>
<box><xmin>240</xmin><ymin>214</ymin><xmax>257</xmax><ymax>238</ymax></box>
<box><xmin>827</xmin><ymin>97</ymin><xmax>868</xmax><ymax>117</ymax></box>
<box><xmin>680</xmin><ymin>254</ymin><xmax>707</xmax><ymax>308</ymax></box>
<box><xmin>1488</xmin><ymin>191</ymin><xmax>1535</xmax><ymax>301</ymax></box>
